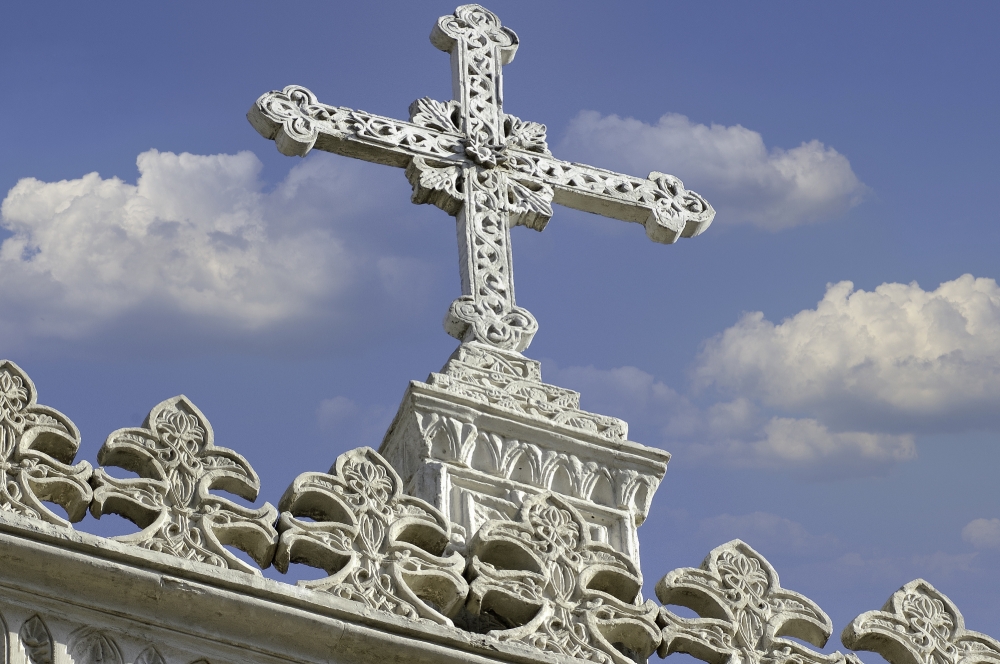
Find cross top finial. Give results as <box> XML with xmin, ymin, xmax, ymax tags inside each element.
<box><xmin>249</xmin><ymin>4</ymin><xmax>715</xmax><ymax>352</ymax></box>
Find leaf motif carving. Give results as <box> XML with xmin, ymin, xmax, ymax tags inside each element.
<box><xmin>69</xmin><ymin>629</ymin><xmax>123</xmax><ymax>664</ymax></box>
<box><xmin>134</xmin><ymin>647</ymin><xmax>166</xmax><ymax>664</ymax></box>
<box><xmin>90</xmin><ymin>395</ymin><xmax>278</xmax><ymax>574</ymax></box>
<box><xmin>409</xmin><ymin>97</ymin><xmax>461</xmax><ymax>133</ymax></box>
<box><xmin>0</xmin><ymin>360</ymin><xmax>92</xmax><ymax>526</ymax></box>
<box><xmin>505</xmin><ymin>177</ymin><xmax>553</xmax><ymax>231</ymax></box>
<box><xmin>19</xmin><ymin>616</ymin><xmax>52</xmax><ymax>664</ymax></box>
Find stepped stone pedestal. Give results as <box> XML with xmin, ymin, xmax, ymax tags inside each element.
<box><xmin>379</xmin><ymin>342</ymin><xmax>669</xmax><ymax>567</ymax></box>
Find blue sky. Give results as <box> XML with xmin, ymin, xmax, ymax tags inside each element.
<box><xmin>2</xmin><ymin>0</ymin><xmax>999</xmax><ymax>649</ymax></box>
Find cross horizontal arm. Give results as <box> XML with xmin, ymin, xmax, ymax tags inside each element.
<box><xmin>248</xmin><ymin>85</ymin><xmax>462</xmax><ymax>167</ymax></box>
<box><xmin>507</xmin><ymin>148</ymin><xmax>715</xmax><ymax>244</ymax></box>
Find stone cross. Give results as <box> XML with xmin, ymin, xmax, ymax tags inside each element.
<box><xmin>249</xmin><ymin>4</ymin><xmax>715</xmax><ymax>351</ymax></box>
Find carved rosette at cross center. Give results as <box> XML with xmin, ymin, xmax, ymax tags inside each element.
<box><xmin>248</xmin><ymin>4</ymin><xmax>715</xmax><ymax>352</ymax></box>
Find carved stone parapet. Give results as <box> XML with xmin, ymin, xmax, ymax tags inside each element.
<box><xmin>379</xmin><ymin>343</ymin><xmax>669</xmax><ymax>568</ymax></box>
<box><xmin>656</xmin><ymin>540</ymin><xmax>859</xmax><ymax>664</ymax></box>
<box><xmin>275</xmin><ymin>447</ymin><xmax>469</xmax><ymax>625</ymax></box>
<box><xmin>843</xmin><ymin>579</ymin><xmax>1000</xmax><ymax>664</ymax></box>
<box><xmin>0</xmin><ymin>360</ymin><xmax>92</xmax><ymax>527</ymax></box>
<box><xmin>464</xmin><ymin>492</ymin><xmax>660</xmax><ymax>664</ymax></box>
<box><xmin>90</xmin><ymin>395</ymin><xmax>279</xmax><ymax>574</ymax></box>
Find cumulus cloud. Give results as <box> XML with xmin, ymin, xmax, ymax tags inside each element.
<box><xmin>546</xmin><ymin>363</ymin><xmax>909</xmax><ymax>478</ymax></box>
<box><xmin>962</xmin><ymin>518</ymin><xmax>1000</xmax><ymax>550</ymax></box>
<box><xmin>559</xmin><ymin>111</ymin><xmax>866</xmax><ymax>230</ymax></box>
<box><xmin>695</xmin><ymin>275</ymin><xmax>1000</xmax><ymax>432</ymax></box>
<box><xmin>0</xmin><ymin>149</ymin><xmax>435</xmax><ymax>354</ymax></box>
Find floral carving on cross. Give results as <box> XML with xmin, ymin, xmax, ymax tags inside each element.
<box><xmin>465</xmin><ymin>492</ymin><xmax>660</xmax><ymax>664</ymax></box>
<box><xmin>275</xmin><ymin>447</ymin><xmax>469</xmax><ymax>624</ymax></box>
<box><xmin>656</xmin><ymin>540</ymin><xmax>860</xmax><ymax>664</ymax></box>
<box><xmin>843</xmin><ymin>579</ymin><xmax>1000</xmax><ymax>664</ymax></box>
<box><xmin>0</xmin><ymin>360</ymin><xmax>92</xmax><ymax>526</ymax></box>
<box><xmin>249</xmin><ymin>4</ymin><xmax>714</xmax><ymax>353</ymax></box>
<box><xmin>90</xmin><ymin>395</ymin><xmax>279</xmax><ymax>574</ymax></box>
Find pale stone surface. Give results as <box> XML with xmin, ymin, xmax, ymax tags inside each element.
<box><xmin>0</xmin><ymin>359</ymin><xmax>92</xmax><ymax>527</ymax></box>
<box><xmin>249</xmin><ymin>4</ymin><xmax>714</xmax><ymax>352</ymax></box>
<box><xmin>378</xmin><ymin>342</ymin><xmax>669</xmax><ymax>568</ymax></box>
<box><xmin>656</xmin><ymin>539</ymin><xmax>860</xmax><ymax>664</ymax></box>
<box><xmin>90</xmin><ymin>394</ymin><xmax>278</xmax><ymax>575</ymax></box>
<box><xmin>843</xmin><ymin>579</ymin><xmax>1000</xmax><ymax>664</ymax></box>
<box><xmin>276</xmin><ymin>446</ymin><xmax>468</xmax><ymax>625</ymax></box>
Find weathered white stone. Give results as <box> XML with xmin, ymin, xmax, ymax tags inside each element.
<box><xmin>379</xmin><ymin>342</ymin><xmax>669</xmax><ymax>568</ymax></box>
<box><xmin>465</xmin><ymin>491</ymin><xmax>660</xmax><ymax>664</ymax></box>
<box><xmin>90</xmin><ymin>394</ymin><xmax>279</xmax><ymax>574</ymax></box>
<box><xmin>275</xmin><ymin>446</ymin><xmax>468</xmax><ymax>625</ymax></box>
<box><xmin>843</xmin><ymin>579</ymin><xmax>1000</xmax><ymax>664</ymax></box>
<box><xmin>249</xmin><ymin>4</ymin><xmax>714</xmax><ymax>352</ymax></box>
<box><xmin>656</xmin><ymin>539</ymin><xmax>859</xmax><ymax>664</ymax></box>
<box><xmin>0</xmin><ymin>359</ymin><xmax>92</xmax><ymax>527</ymax></box>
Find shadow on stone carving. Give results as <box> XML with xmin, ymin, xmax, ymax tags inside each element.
<box><xmin>89</xmin><ymin>395</ymin><xmax>278</xmax><ymax>575</ymax></box>
<box><xmin>0</xmin><ymin>360</ymin><xmax>92</xmax><ymax>526</ymax></box>
<box><xmin>656</xmin><ymin>539</ymin><xmax>858</xmax><ymax>664</ymax></box>
<box><xmin>69</xmin><ymin>627</ymin><xmax>123</xmax><ymax>664</ymax></box>
<box><xmin>19</xmin><ymin>615</ymin><xmax>53</xmax><ymax>664</ymax></box>
<box><xmin>275</xmin><ymin>446</ymin><xmax>468</xmax><ymax>625</ymax></box>
<box><xmin>135</xmin><ymin>646</ymin><xmax>167</xmax><ymax>664</ymax></box>
<box><xmin>465</xmin><ymin>491</ymin><xmax>660</xmax><ymax>664</ymax></box>
<box><xmin>843</xmin><ymin>579</ymin><xmax>1000</xmax><ymax>664</ymax></box>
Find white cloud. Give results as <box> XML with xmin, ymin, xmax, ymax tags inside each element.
<box><xmin>695</xmin><ymin>275</ymin><xmax>1000</xmax><ymax>432</ymax></box>
<box><xmin>559</xmin><ymin>111</ymin><xmax>866</xmax><ymax>230</ymax></box>
<box><xmin>0</xmin><ymin>149</ymin><xmax>434</xmax><ymax>353</ymax></box>
<box><xmin>962</xmin><ymin>518</ymin><xmax>1000</xmax><ymax>550</ymax></box>
<box><xmin>546</xmin><ymin>363</ymin><xmax>910</xmax><ymax>478</ymax></box>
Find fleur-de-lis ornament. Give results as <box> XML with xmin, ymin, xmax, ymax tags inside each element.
<box><xmin>843</xmin><ymin>579</ymin><xmax>1000</xmax><ymax>664</ymax></box>
<box><xmin>465</xmin><ymin>492</ymin><xmax>660</xmax><ymax>664</ymax></box>
<box><xmin>275</xmin><ymin>447</ymin><xmax>468</xmax><ymax>625</ymax></box>
<box><xmin>0</xmin><ymin>360</ymin><xmax>92</xmax><ymax>526</ymax></box>
<box><xmin>90</xmin><ymin>395</ymin><xmax>278</xmax><ymax>574</ymax></box>
<box><xmin>657</xmin><ymin>540</ymin><xmax>859</xmax><ymax>664</ymax></box>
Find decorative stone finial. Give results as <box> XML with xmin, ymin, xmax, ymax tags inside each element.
<box><xmin>0</xmin><ymin>359</ymin><xmax>92</xmax><ymax>526</ymax></box>
<box><xmin>657</xmin><ymin>540</ymin><xmax>859</xmax><ymax>664</ymax></box>
<box><xmin>90</xmin><ymin>395</ymin><xmax>278</xmax><ymax>574</ymax></box>
<box><xmin>275</xmin><ymin>447</ymin><xmax>468</xmax><ymax>624</ymax></box>
<box><xmin>465</xmin><ymin>491</ymin><xmax>660</xmax><ymax>664</ymax></box>
<box><xmin>843</xmin><ymin>579</ymin><xmax>1000</xmax><ymax>664</ymax></box>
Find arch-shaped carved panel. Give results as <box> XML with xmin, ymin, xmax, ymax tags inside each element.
<box><xmin>19</xmin><ymin>615</ymin><xmax>52</xmax><ymax>664</ymax></box>
<box><xmin>69</xmin><ymin>628</ymin><xmax>123</xmax><ymax>664</ymax></box>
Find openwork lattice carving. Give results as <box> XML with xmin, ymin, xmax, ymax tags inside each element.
<box><xmin>275</xmin><ymin>447</ymin><xmax>468</xmax><ymax>624</ymax></box>
<box><xmin>465</xmin><ymin>492</ymin><xmax>660</xmax><ymax>664</ymax></box>
<box><xmin>843</xmin><ymin>579</ymin><xmax>1000</xmax><ymax>664</ymax></box>
<box><xmin>656</xmin><ymin>540</ymin><xmax>857</xmax><ymax>664</ymax></box>
<box><xmin>249</xmin><ymin>3</ymin><xmax>714</xmax><ymax>352</ymax></box>
<box><xmin>90</xmin><ymin>395</ymin><xmax>278</xmax><ymax>574</ymax></box>
<box><xmin>0</xmin><ymin>360</ymin><xmax>92</xmax><ymax>526</ymax></box>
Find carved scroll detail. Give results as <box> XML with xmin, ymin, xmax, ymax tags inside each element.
<box><xmin>90</xmin><ymin>395</ymin><xmax>278</xmax><ymax>574</ymax></box>
<box><xmin>466</xmin><ymin>492</ymin><xmax>660</xmax><ymax>664</ymax></box>
<box><xmin>656</xmin><ymin>540</ymin><xmax>858</xmax><ymax>664</ymax></box>
<box><xmin>0</xmin><ymin>360</ymin><xmax>92</xmax><ymax>526</ymax></box>
<box><xmin>276</xmin><ymin>447</ymin><xmax>468</xmax><ymax>625</ymax></box>
<box><xmin>843</xmin><ymin>579</ymin><xmax>1000</xmax><ymax>664</ymax></box>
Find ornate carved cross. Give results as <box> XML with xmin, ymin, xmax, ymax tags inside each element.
<box><xmin>249</xmin><ymin>4</ymin><xmax>715</xmax><ymax>352</ymax></box>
